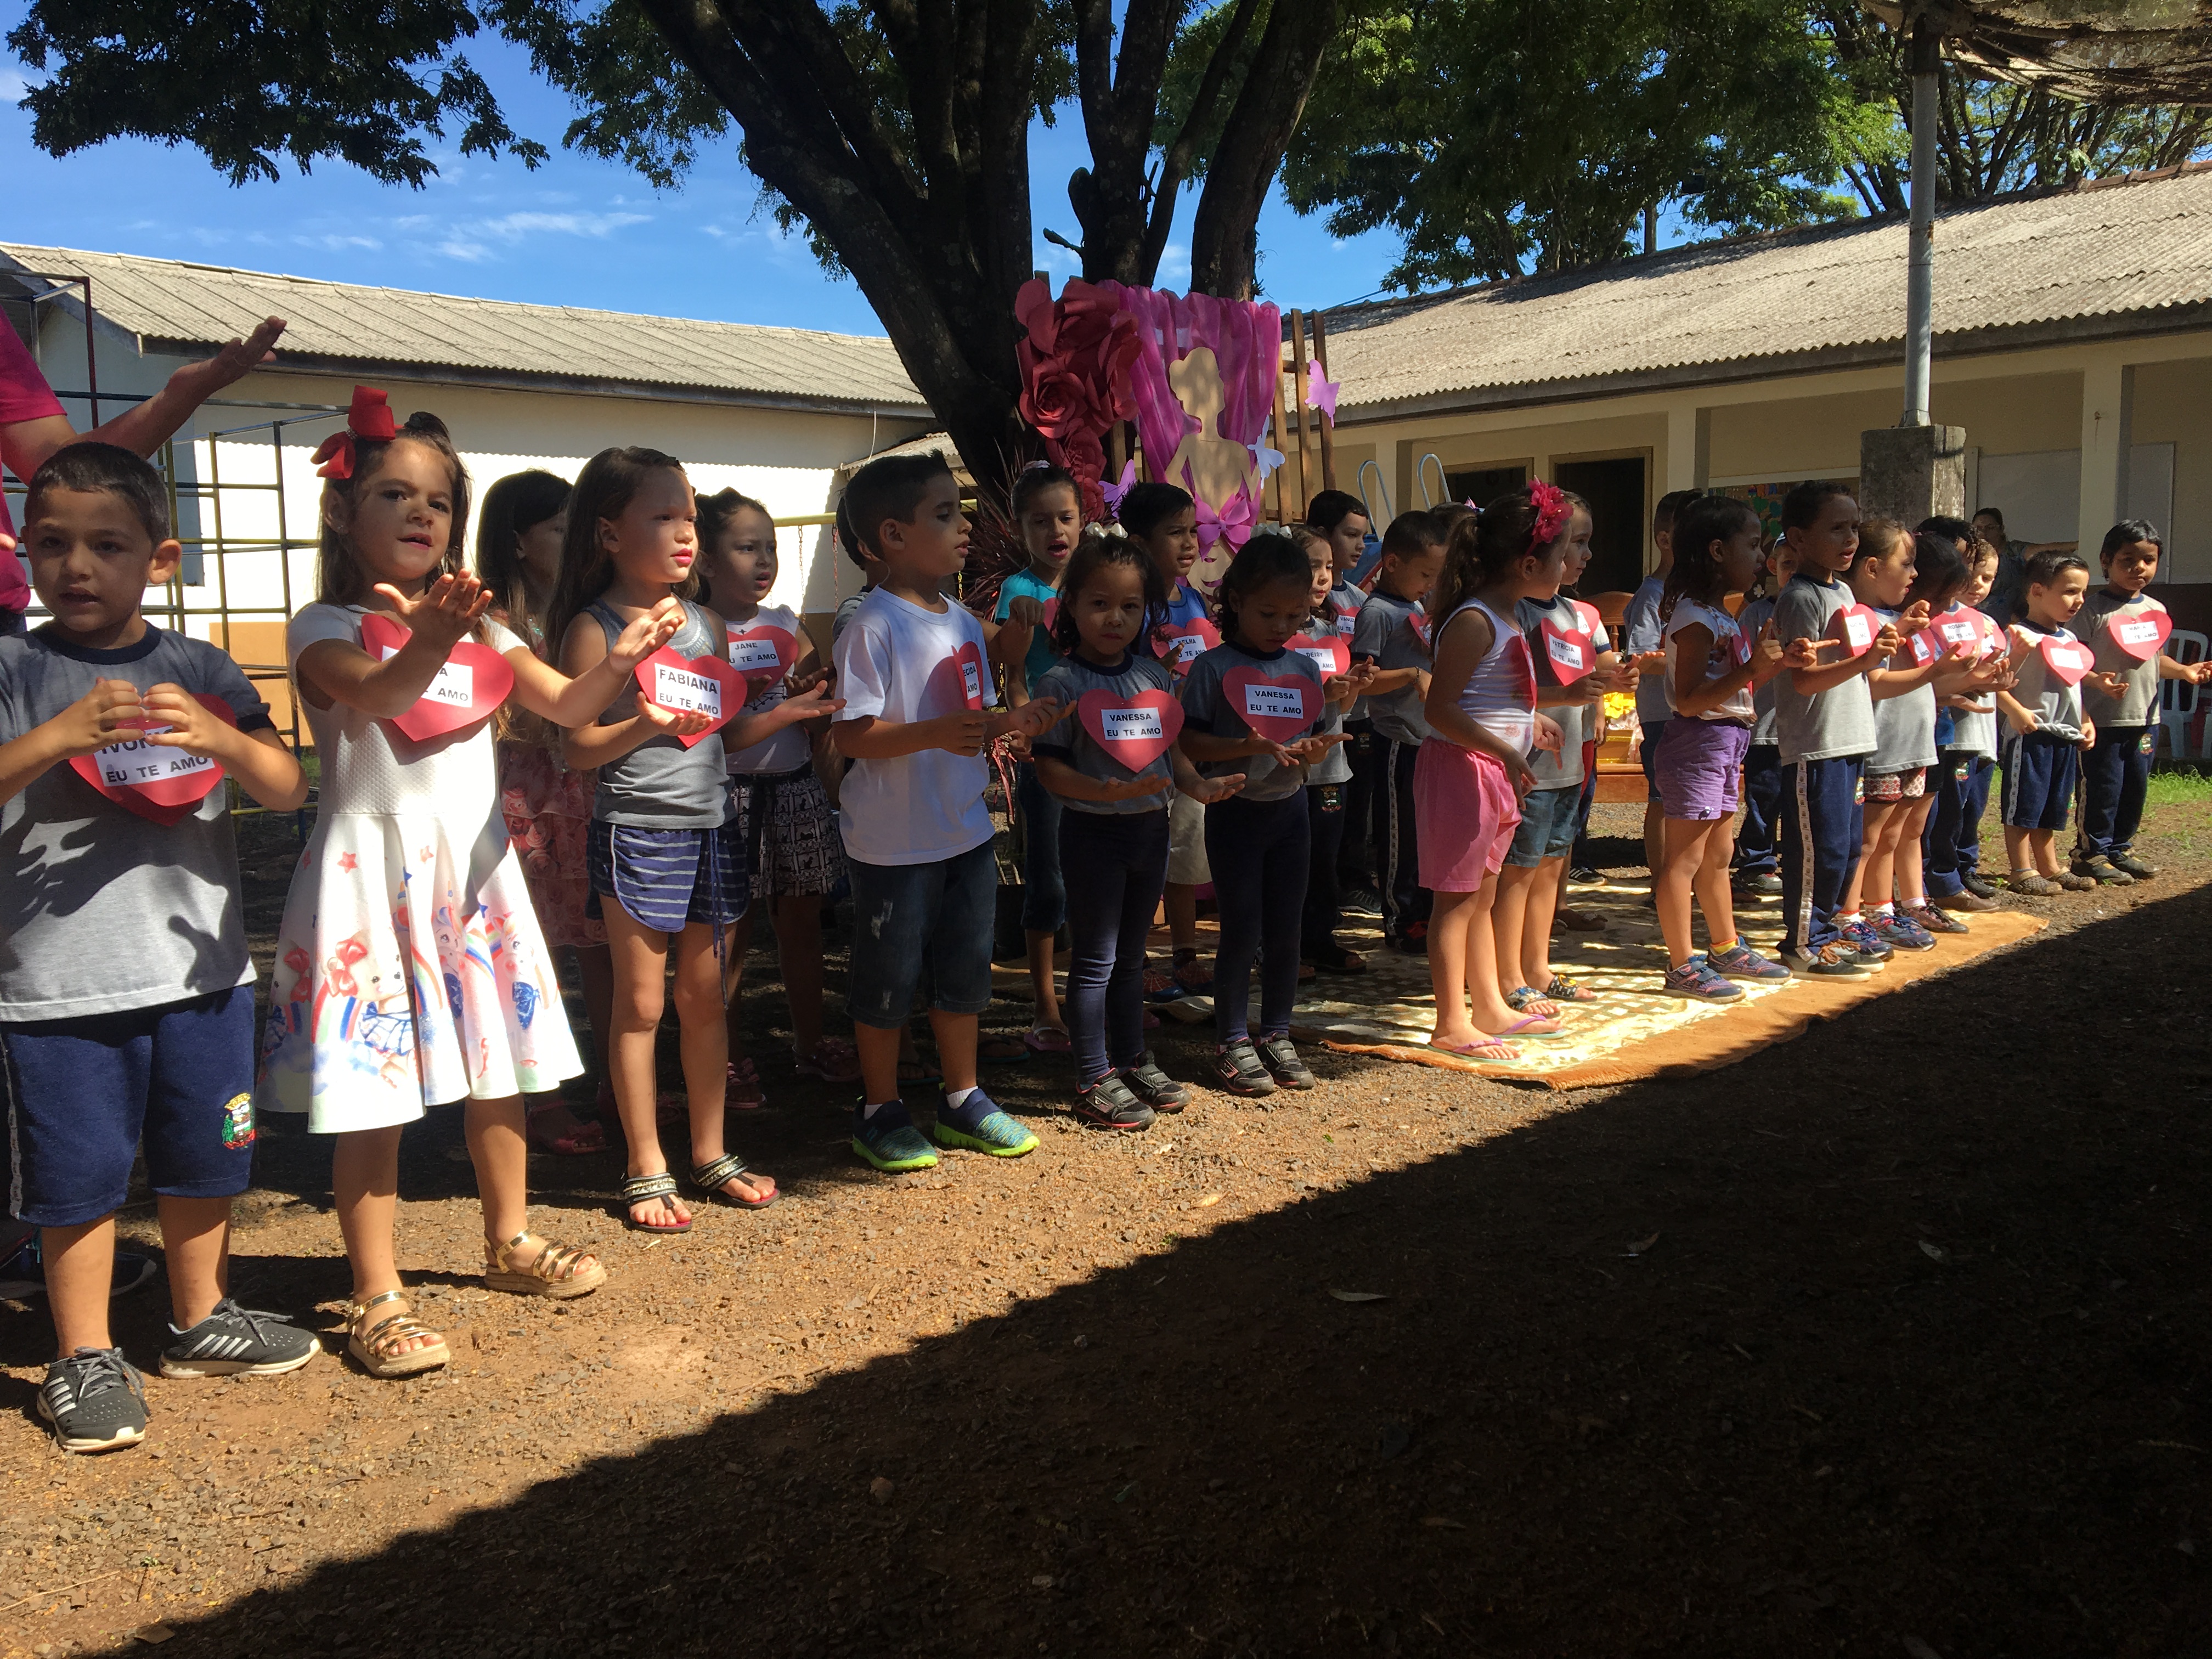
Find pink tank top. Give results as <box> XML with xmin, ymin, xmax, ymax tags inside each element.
<box><xmin>1444</xmin><ymin>597</ymin><xmax>1537</xmax><ymax>755</ymax></box>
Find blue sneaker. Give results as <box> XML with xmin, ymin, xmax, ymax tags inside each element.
<box><xmin>1661</xmin><ymin>955</ymin><xmax>1743</xmax><ymax>1001</ymax></box>
<box><xmin>1708</xmin><ymin>941</ymin><xmax>1792</xmax><ymax>981</ymax></box>
<box><xmin>1870</xmin><ymin>910</ymin><xmax>1936</xmax><ymax>952</ymax></box>
<box><xmin>853</xmin><ymin>1102</ymin><xmax>939</xmax><ymax>1173</ymax></box>
<box><xmin>932</xmin><ymin>1087</ymin><xmax>1039</xmax><ymax>1158</ymax></box>
<box><xmin>1837</xmin><ymin>918</ymin><xmax>1894</xmax><ymax>963</ymax></box>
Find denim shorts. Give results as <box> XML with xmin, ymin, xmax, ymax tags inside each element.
<box><xmin>1504</xmin><ymin>782</ymin><xmax>1582</xmax><ymax>868</ymax></box>
<box><xmin>845</xmin><ymin>839</ymin><xmax>998</xmax><ymax>1029</ymax></box>
<box><xmin>4</xmin><ymin>986</ymin><xmax>257</xmax><ymax>1227</ymax></box>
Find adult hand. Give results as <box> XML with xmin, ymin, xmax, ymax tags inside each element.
<box><xmin>167</xmin><ymin>318</ymin><xmax>287</xmax><ymax>403</ymax></box>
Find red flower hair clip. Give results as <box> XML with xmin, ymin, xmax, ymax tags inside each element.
<box><xmin>1528</xmin><ymin>479</ymin><xmax>1573</xmax><ymax>550</ymax></box>
<box><xmin>311</xmin><ymin>386</ymin><xmax>399</xmax><ymax>481</ymax></box>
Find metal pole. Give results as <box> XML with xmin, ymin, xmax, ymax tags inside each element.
<box><xmin>1902</xmin><ymin>21</ymin><xmax>1940</xmax><ymax>428</ymax></box>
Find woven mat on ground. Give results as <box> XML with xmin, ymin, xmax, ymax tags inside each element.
<box><xmin>998</xmin><ymin>879</ymin><xmax>2046</xmax><ymax>1092</ymax></box>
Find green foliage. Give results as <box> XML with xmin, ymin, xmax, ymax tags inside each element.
<box><xmin>8</xmin><ymin>1</ymin><xmax>546</xmax><ymax>188</ymax></box>
<box><xmin>1276</xmin><ymin>0</ymin><xmax>1862</xmax><ymax>288</ymax></box>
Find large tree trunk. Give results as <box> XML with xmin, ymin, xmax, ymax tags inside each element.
<box><xmin>1189</xmin><ymin>0</ymin><xmax>1340</xmax><ymax>298</ymax></box>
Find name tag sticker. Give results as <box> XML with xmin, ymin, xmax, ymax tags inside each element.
<box><xmin>1221</xmin><ymin>667</ymin><xmax>1319</xmax><ymax>744</ymax></box>
<box><xmin>1075</xmin><ymin>688</ymin><xmax>1183</xmax><ymax>771</ymax></box>
<box><xmin>67</xmin><ymin>695</ymin><xmax>239</xmax><ymax>826</ymax></box>
<box><xmin>357</xmin><ymin>612</ymin><xmax>516</xmax><ymax>742</ymax></box>
<box><xmin>633</xmin><ymin>648</ymin><xmax>742</xmax><ymax>747</ymax></box>
<box><xmin>2109</xmin><ymin>609</ymin><xmax>2171</xmax><ymax>662</ymax></box>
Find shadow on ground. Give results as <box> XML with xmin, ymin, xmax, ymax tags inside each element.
<box><xmin>103</xmin><ymin>888</ymin><xmax>2212</xmax><ymax>1657</ymax></box>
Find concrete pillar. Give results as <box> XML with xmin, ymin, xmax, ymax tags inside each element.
<box><xmin>1664</xmin><ymin>403</ymin><xmax>1706</xmax><ymax>493</ymax></box>
<box><xmin>2078</xmin><ymin>359</ymin><xmax>2135</xmax><ymax>554</ymax></box>
<box><xmin>1859</xmin><ymin>424</ymin><xmax>1966</xmax><ymax>526</ymax></box>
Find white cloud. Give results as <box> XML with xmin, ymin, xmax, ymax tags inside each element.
<box><xmin>437</xmin><ymin>238</ymin><xmax>493</xmax><ymax>263</ymax></box>
<box><xmin>297</xmin><ymin>233</ymin><xmax>383</xmax><ymax>252</ymax></box>
<box><xmin>472</xmin><ymin>210</ymin><xmax>651</xmax><ymax>242</ymax></box>
<box><xmin>0</xmin><ymin>70</ymin><xmax>30</xmax><ymax>102</ymax></box>
<box><xmin>1156</xmin><ymin>240</ymin><xmax>1191</xmax><ymax>290</ymax></box>
<box><xmin>1035</xmin><ymin>241</ymin><xmax>1082</xmax><ymax>276</ymax></box>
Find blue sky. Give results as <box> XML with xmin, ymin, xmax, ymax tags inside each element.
<box><xmin>1</xmin><ymin>22</ymin><xmax>1408</xmax><ymax>338</ymax></box>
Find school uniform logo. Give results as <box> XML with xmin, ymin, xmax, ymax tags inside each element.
<box><xmin>220</xmin><ymin>1092</ymin><xmax>256</xmax><ymax>1150</ymax></box>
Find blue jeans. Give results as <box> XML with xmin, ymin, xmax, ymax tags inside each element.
<box><xmin>1779</xmin><ymin>757</ymin><xmax>1864</xmax><ymax>954</ymax></box>
<box><xmin>2075</xmin><ymin>725</ymin><xmax>2153</xmax><ymax>859</ymax></box>
<box><xmin>1205</xmin><ymin>793</ymin><xmax>1310</xmax><ymax>1043</ymax></box>
<box><xmin>1060</xmin><ymin>809</ymin><xmax>1170</xmax><ymax>1085</ymax></box>
<box><xmin>845</xmin><ymin>840</ymin><xmax>997</xmax><ymax>1029</ymax></box>
<box><xmin>1014</xmin><ymin>761</ymin><xmax>1066</xmax><ymax>933</ymax></box>
<box><xmin>1925</xmin><ymin>751</ymin><xmax>1993</xmax><ymax>895</ymax></box>
<box><xmin>1733</xmin><ymin>742</ymin><xmax>1782</xmax><ymax>874</ymax></box>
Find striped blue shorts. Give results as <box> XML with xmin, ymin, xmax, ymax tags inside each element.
<box><xmin>586</xmin><ymin>819</ymin><xmax>748</xmax><ymax>934</ymax></box>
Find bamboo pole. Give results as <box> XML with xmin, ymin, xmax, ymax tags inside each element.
<box><xmin>1311</xmin><ymin>312</ymin><xmax>1337</xmax><ymax>492</ymax></box>
<box><xmin>1288</xmin><ymin>309</ymin><xmax>1314</xmax><ymax>518</ymax></box>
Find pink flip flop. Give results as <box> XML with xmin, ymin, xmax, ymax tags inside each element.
<box><xmin>1500</xmin><ymin>1014</ymin><xmax>1562</xmax><ymax>1036</ymax></box>
<box><xmin>1427</xmin><ymin>1036</ymin><xmax>1519</xmax><ymax>1062</ymax></box>
<box><xmin>1023</xmin><ymin>1025</ymin><xmax>1073</xmax><ymax>1055</ymax></box>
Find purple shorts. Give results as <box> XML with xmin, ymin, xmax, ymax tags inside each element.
<box><xmin>1655</xmin><ymin>718</ymin><xmax>1753</xmax><ymax>821</ymax></box>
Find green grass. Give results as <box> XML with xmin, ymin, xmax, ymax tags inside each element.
<box><xmin>2147</xmin><ymin>768</ymin><xmax>2212</xmax><ymax>807</ymax></box>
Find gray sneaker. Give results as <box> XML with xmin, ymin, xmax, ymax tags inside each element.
<box><xmin>38</xmin><ymin>1347</ymin><xmax>148</xmax><ymax>1454</ymax></box>
<box><xmin>161</xmin><ymin>1299</ymin><xmax>321</xmax><ymax>1379</ymax></box>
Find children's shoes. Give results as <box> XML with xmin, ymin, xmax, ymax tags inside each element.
<box><xmin>1074</xmin><ymin>1074</ymin><xmax>1154</xmax><ymax>1132</ymax></box>
<box><xmin>853</xmin><ymin>1102</ymin><xmax>940</xmax><ymax>1173</ymax></box>
<box><xmin>931</xmin><ymin>1087</ymin><xmax>1039</xmax><ymax>1158</ymax></box>
<box><xmin>1255</xmin><ymin>1035</ymin><xmax>1315</xmax><ymax>1090</ymax></box>
<box><xmin>1121</xmin><ymin>1052</ymin><xmax>1188</xmax><ymax>1112</ymax></box>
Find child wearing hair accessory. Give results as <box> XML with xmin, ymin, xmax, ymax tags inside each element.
<box><xmin>1649</xmin><ymin>494</ymin><xmax>1805</xmax><ymax>1000</ymax></box>
<box><xmin>477</xmin><ymin>469</ymin><xmax>616</xmax><ymax>1158</ymax></box>
<box><xmin>697</xmin><ymin>488</ymin><xmax>857</xmax><ymax>1098</ymax></box>
<box><xmin>994</xmin><ymin>464</ymin><xmax>1085</xmax><ymax>1054</ymax></box>
<box><xmin>1353</xmin><ymin>511</ymin><xmax>1447</xmax><ymax>955</ymax></box>
<box><xmin>261</xmin><ymin>394</ymin><xmax>694</xmax><ymax>1378</ymax></box>
<box><xmin>1178</xmin><ymin>532</ymin><xmax>1347</xmax><ymax>1097</ymax></box>
<box><xmin>1031</xmin><ymin>532</ymin><xmax>1243</xmax><ymax>1128</ymax></box>
<box><xmin>1925</xmin><ymin>535</ymin><xmax>2006</xmax><ymax>912</ymax></box>
<box><xmin>551</xmin><ymin>447</ymin><xmax>839</xmax><ymax>1233</ymax></box>
<box><xmin>2073</xmin><ymin>520</ymin><xmax>2210</xmax><ymax>885</ymax></box>
<box><xmin>1996</xmin><ymin>549</ymin><xmax>2104</xmax><ymax>894</ymax></box>
<box><xmin>1418</xmin><ymin>486</ymin><xmax>1570</xmax><ymax>1060</ymax></box>
<box><xmin>1121</xmin><ymin>481</ymin><xmax>1217</xmax><ymax>998</ymax></box>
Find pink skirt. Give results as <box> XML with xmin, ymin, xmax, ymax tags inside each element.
<box><xmin>1413</xmin><ymin>738</ymin><xmax>1522</xmax><ymax>891</ymax></box>
<box><xmin>498</xmin><ymin>740</ymin><xmax>606</xmax><ymax>949</ymax></box>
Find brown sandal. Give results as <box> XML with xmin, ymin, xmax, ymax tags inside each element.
<box><xmin>346</xmin><ymin>1290</ymin><xmax>450</xmax><ymax>1379</ymax></box>
<box><xmin>484</xmin><ymin>1232</ymin><xmax>608</xmax><ymax>1299</ymax></box>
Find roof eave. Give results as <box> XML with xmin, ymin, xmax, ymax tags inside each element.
<box><xmin>1331</xmin><ymin>302</ymin><xmax>2212</xmax><ymax>427</ymax></box>
<box><xmin>184</xmin><ymin>345</ymin><xmax>933</xmax><ymax>421</ymax></box>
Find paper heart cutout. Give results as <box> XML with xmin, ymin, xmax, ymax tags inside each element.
<box><xmin>1567</xmin><ymin>599</ymin><xmax>1604</xmax><ymax>638</ymax></box>
<box><xmin>1041</xmin><ymin>597</ymin><xmax>1060</xmax><ymax>635</ymax></box>
<box><xmin>634</xmin><ymin>647</ymin><xmax>743</xmax><ymax>747</ymax></box>
<box><xmin>358</xmin><ymin>612</ymin><xmax>517</xmax><ymax>743</ymax></box>
<box><xmin>1222</xmin><ymin>665</ymin><xmax>1319</xmax><ymax>745</ymax></box>
<box><xmin>1539</xmin><ymin>621</ymin><xmax>1595</xmax><ymax>683</ymax></box>
<box><xmin>725</xmin><ymin>622</ymin><xmax>797</xmax><ymax>686</ymax></box>
<box><xmin>69</xmin><ymin>696</ymin><xmax>239</xmax><ymax>826</ymax></box>
<box><xmin>1288</xmin><ymin>632</ymin><xmax>1350</xmax><ymax>678</ymax></box>
<box><xmin>925</xmin><ymin>639</ymin><xmax>989</xmax><ymax>712</ymax></box>
<box><xmin>1831</xmin><ymin>603</ymin><xmax>1880</xmax><ymax>657</ymax></box>
<box><xmin>2108</xmin><ymin>606</ymin><xmax>2172</xmax><ymax>662</ymax></box>
<box><xmin>2039</xmin><ymin>636</ymin><xmax>2094</xmax><ymax>687</ymax></box>
<box><xmin>1928</xmin><ymin>606</ymin><xmax>1984</xmax><ymax>660</ymax></box>
<box><xmin>1154</xmin><ymin>618</ymin><xmax>1220</xmax><ymax>675</ymax></box>
<box><xmin>1075</xmin><ymin>687</ymin><xmax>1183</xmax><ymax>773</ymax></box>
<box><xmin>1409</xmin><ymin>608</ymin><xmax>1433</xmax><ymax>650</ymax></box>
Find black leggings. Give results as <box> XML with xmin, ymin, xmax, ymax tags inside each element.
<box><xmin>1059</xmin><ymin>808</ymin><xmax>1171</xmax><ymax>1086</ymax></box>
<box><xmin>1301</xmin><ymin>782</ymin><xmax>1347</xmax><ymax>956</ymax></box>
<box><xmin>1205</xmin><ymin>792</ymin><xmax>1310</xmax><ymax>1044</ymax></box>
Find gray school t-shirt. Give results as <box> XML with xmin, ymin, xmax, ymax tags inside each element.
<box><xmin>2010</xmin><ymin>621</ymin><xmax>2086</xmax><ymax>736</ymax></box>
<box><xmin>1773</xmin><ymin>573</ymin><xmax>1876</xmax><ymax>766</ymax></box>
<box><xmin>1179</xmin><ymin>641</ymin><xmax>1325</xmax><ymax>803</ymax></box>
<box><xmin>0</xmin><ymin>625</ymin><xmax>273</xmax><ymax>1020</ymax></box>
<box><xmin>589</xmin><ymin>598</ymin><xmax>732</xmax><ymax>828</ymax></box>
<box><xmin>1867</xmin><ymin>605</ymin><xmax>1938</xmax><ymax>772</ymax></box>
<box><xmin>1623</xmin><ymin>574</ymin><xmax>1670</xmax><ymax>725</ymax></box>
<box><xmin>2079</xmin><ymin>589</ymin><xmax>2165</xmax><ymax>728</ymax></box>
<box><xmin>1031</xmin><ymin>651</ymin><xmax>1179</xmax><ymax>818</ymax></box>
<box><xmin>1355</xmin><ymin>590</ymin><xmax>1431</xmax><ymax>746</ymax></box>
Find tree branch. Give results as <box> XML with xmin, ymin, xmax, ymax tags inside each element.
<box><xmin>1189</xmin><ymin>0</ymin><xmax>1339</xmax><ymax>297</ymax></box>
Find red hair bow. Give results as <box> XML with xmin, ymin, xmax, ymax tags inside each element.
<box><xmin>1528</xmin><ymin>479</ymin><xmax>1573</xmax><ymax>550</ymax></box>
<box><xmin>311</xmin><ymin>386</ymin><xmax>399</xmax><ymax>481</ymax></box>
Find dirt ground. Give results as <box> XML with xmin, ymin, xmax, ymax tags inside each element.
<box><xmin>3</xmin><ymin>792</ymin><xmax>2210</xmax><ymax>1658</ymax></box>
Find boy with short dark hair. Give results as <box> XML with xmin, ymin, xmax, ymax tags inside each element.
<box><xmin>830</xmin><ymin>452</ymin><xmax>1063</xmax><ymax>1172</ymax></box>
<box><xmin>1353</xmin><ymin>511</ymin><xmax>1446</xmax><ymax>952</ymax></box>
<box><xmin>1</xmin><ymin>443</ymin><xmax>316</xmax><ymax>1452</ymax></box>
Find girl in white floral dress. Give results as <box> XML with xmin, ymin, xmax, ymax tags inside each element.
<box><xmin>256</xmin><ymin>390</ymin><xmax>686</xmax><ymax>1378</ymax></box>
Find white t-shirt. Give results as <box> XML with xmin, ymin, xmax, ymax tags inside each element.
<box><xmin>723</xmin><ymin>603</ymin><xmax>810</xmax><ymax>775</ymax></box>
<box><xmin>831</xmin><ymin>586</ymin><xmax>995</xmax><ymax>866</ymax></box>
<box><xmin>1662</xmin><ymin>598</ymin><xmax>1754</xmax><ymax>723</ymax></box>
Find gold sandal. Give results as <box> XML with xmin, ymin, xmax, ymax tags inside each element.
<box><xmin>484</xmin><ymin>1232</ymin><xmax>607</xmax><ymax>1300</ymax></box>
<box><xmin>346</xmin><ymin>1290</ymin><xmax>450</xmax><ymax>1379</ymax></box>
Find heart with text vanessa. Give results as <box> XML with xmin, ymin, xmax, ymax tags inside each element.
<box><xmin>1075</xmin><ymin>687</ymin><xmax>1183</xmax><ymax>772</ymax></box>
<box><xmin>1831</xmin><ymin>603</ymin><xmax>1881</xmax><ymax>657</ymax></box>
<box><xmin>1154</xmin><ymin>618</ymin><xmax>1220</xmax><ymax>675</ymax></box>
<box><xmin>2108</xmin><ymin>606</ymin><xmax>2172</xmax><ymax>663</ymax></box>
<box><xmin>634</xmin><ymin>648</ymin><xmax>743</xmax><ymax>747</ymax></box>
<box><xmin>2039</xmin><ymin>636</ymin><xmax>2095</xmax><ymax>687</ymax></box>
<box><xmin>725</xmin><ymin>622</ymin><xmax>798</xmax><ymax>689</ymax></box>
<box><xmin>1222</xmin><ymin>666</ymin><xmax>1319</xmax><ymax>746</ymax></box>
<box><xmin>70</xmin><ymin>696</ymin><xmax>239</xmax><ymax>826</ymax></box>
<box><xmin>359</xmin><ymin>613</ymin><xmax>516</xmax><ymax>743</ymax></box>
<box><xmin>1287</xmin><ymin>632</ymin><xmax>1350</xmax><ymax>679</ymax></box>
<box><xmin>1539</xmin><ymin>622</ymin><xmax>1595</xmax><ymax>682</ymax></box>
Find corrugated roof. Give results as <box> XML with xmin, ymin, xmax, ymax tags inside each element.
<box><xmin>0</xmin><ymin>242</ymin><xmax>929</xmax><ymax>416</ymax></box>
<box><xmin>1322</xmin><ymin>165</ymin><xmax>2212</xmax><ymax>419</ymax></box>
